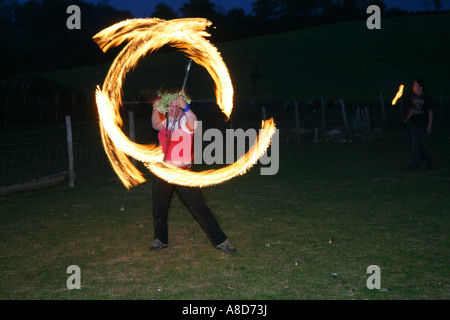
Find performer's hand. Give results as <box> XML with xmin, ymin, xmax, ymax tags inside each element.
<box><xmin>426</xmin><ymin>126</ymin><xmax>432</xmax><ymax>134</ymax></box>
<box><xmin>169</xmin><ymin>104</ymin><xmax>184</xmax><ymax>118</ymax></box>
<box><xmin>176</xmin><ymin>97</ymin><xmax>187</xmax><ymax>109</ymax></box>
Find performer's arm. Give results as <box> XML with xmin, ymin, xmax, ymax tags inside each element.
<box><xmin>177</xmin><ymin>98</ymin><xmax>197</xmax><ymax>131</ymax></box>
<box><xmin>152</xmin><ymin>109</ymin><xmax>165</xmax><ymax>131</ymax></box>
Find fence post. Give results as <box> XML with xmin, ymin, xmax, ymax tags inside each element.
<box><xmin>321</xmin><ymin>94</ymin><xmax>326</xmax><ymax>130</ymax></box>
<box><xmin>340</xmin><ymin>99</ymin><xmax>349</xmax><ymax>131</ymax></box>
<box><xmin>294</xmin><ymin>101</ymin><xmax>300</xmax><ymax>143</ymax></box>
<box><xmin>364</xmin><ymin>106</ymin><xmax>371</xmax><ymax>133</ymax></box>
<box><xmin>380</xmin><ymin>91</ymin><xmax>386</xmax><ymax>126</ymax></box>
<box><xmin>4</xmin><ymin>95</ymin><xmax>7</xmax><ymax>127</ymax></box>
<box><xmin>55</xmin><ymin>93</ymin><xmax>59</xmax><ymax>120</ymax></box>
<box><xmin>72</xmin><ymin>93</ymin><xmax>76</xmax><ymax>118</ymax></box>
<box><xmin>128</xmin><ymin>111</ymin><xmax>137</xmax><ymax>166</ymax></box>
<box><xmin>23</xmin><ymin>93</ymin><xmax>27</xmax><ymax>124</ymax></box>
<box><xmin>355</xmin><ymin>106</ymin><xmax>362</xmax><ymax>131</ymax></box>
<box><xmin>65</xmin><ymin>115</ymin><xmax>75</xmax><ymax>188</ymax></box>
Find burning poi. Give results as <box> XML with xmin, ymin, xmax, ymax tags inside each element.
<box><xmin>392</xmin><ymin>84</ymin><xmax>404</xmax><ymax>105</ymax></box>
<box><xmin>93</xmin><ymin>18</ymin><xmax>276</xmax><ymax>189</ymax></box>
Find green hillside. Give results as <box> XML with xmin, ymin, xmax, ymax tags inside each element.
<box><xmin>38</xmin><ymin>13</ymin><xmax>450</xmax><ymax>102</ymax></box>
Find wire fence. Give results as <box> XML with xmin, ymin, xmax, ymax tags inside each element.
<box><xmin>0</xmin><ymin>122</ymin><xmax>106</xmax><ymax>188</ymax></box>
<box><xmin>0</xmin><ymin>93</ymin><xmax>448</xmax><ymax>193</ymax></box>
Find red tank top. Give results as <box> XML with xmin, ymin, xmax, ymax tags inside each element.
<box><xmin>158</xmin><ymin>116</ymin><xmax>194</xmax><ymax>167</ymax></box>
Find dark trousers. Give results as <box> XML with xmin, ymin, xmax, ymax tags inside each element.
<box><xmin>411</xmin><ymin>125</ymin><xmax>432</xmax><ymax>168</ymax></box>
<box><xmin>152</xmin><ymin>176</ymin><xmax>227</xmax><ymax>247</ymax></box>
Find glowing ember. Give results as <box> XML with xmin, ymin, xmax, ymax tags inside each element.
<box><xmin>93</xmin><ymin>18</ymin><xmax>276</xmax><ymax>189</ymax></box>
<box><xmin>392</xmin><ymin>84</ymin><xmax>404</xmax><ymax>105</ymax></box>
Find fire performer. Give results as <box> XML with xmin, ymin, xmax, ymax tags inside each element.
<box><xmin>150</xmin><ymin>90</ymin><xmax>236</xmax><ymax>253</ymax></box>
<box><xmin>403</xmin><ymin>78</ymin><xmax>433</xmax><ymax>170</ymax></box>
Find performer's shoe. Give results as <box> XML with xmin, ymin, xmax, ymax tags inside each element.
<box><xmin>150</xmin><ymin>239</ymin><xmax>167</xmax><ymax>251</ymax></box>
<box><xmin>216</xmin><ymin>239</ymin><xmax>236</xmax><ymax>254</ymax></box>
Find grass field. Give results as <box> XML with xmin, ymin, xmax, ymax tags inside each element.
<box><xmin>1</xmin><ymin>128</ymin><xmax>449</xmax><ymax>300</ymax></box>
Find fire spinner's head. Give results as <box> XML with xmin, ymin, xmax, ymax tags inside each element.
<box><xmin>154</xmin><ymin>89</ymin><xmax>191</xmax><ymax>117</ymax></box>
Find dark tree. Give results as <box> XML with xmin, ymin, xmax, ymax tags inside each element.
<box><xmin>251</xmin><ymin>0</ymin><xmax>278</xmax><ymax>20</ymax></box>
<box><xmin>151</xmin><ymin>3</ymin><xmax>179</xmax><ymax>19</ymax></box>
<box><xmin>180</xmin><ymin>0</ymin><xmax>217</xmax><ymax>20</ymax></box>
<box><xmin>10</xmin><ymin>0</ymin><xmax>132</xmax><ymax>73</ymax></box>
<box><xmin>433</xmin><ymin>0</ymin><xmax>443</xmax><ymax>11</ymax></box>
<box><xmin>223</xmin><ymin>8</ymin><xmax>252</xmax><ymax>40</ymax></box>
<box><xmin>0</xmin><ymin>0</ymin><xmax>20</xmax><ymax>80</ymax></box>
<box><xmin>251</xmin><ymin>0</ymin><xmax>279</xmax><ymax>34</ymax></box>
<box><xmin>277</xmin><ymin>0</ymin><xmax>325</xmax><ymax>29</ymax></box>
<box><xmin>342</xmin><ymin>0</ymin><xmax>358</xmax><ymax>19</ymax></box>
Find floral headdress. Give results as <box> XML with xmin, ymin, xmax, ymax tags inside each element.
<box><xmin>154</xmin><ymin>90</ymin><xmax>191</xmax><ymax>114</ymax></box>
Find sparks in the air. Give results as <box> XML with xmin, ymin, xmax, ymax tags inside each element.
<box><xmin>93</xmin><ymin>18</ymin><xmax>276</xmax><ymax>189</ymax></box>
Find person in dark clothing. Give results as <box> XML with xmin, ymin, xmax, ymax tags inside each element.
<box><xmin>403</xmin><ymin>78</ymin><xmax>433</xmax><ymax>170</ymax></box>
<box><xmin>150</xmin><ymin>90</ymin><xmax>236</xmax><ymax>254</ymax></box>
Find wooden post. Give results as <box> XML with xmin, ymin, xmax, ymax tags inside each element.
<box><xmin>65</xmin><ymin>116</ymin><xmax>75</xmax><ymax>188</ymax></box>
<box><xmin>37</xmin><ymin>96</ymin><xmax>42</xmax><ymax>122</ymax></box>
<box><xmin>262</xmin><ymin>106</ymin><xmax>266</xmax><ymax>120</ymax></box>
<box><xmin>55</xmin><ymin>93</ymin><xmax>59</xmax><ymax>120</ymax></box>
<box><xmin>440</xmin><ymin>94</ymin><xmax>444</xmax><ymax>120</ymax></box>
<box><xmin>128</xmin><ymin>111</ymin><xmax>136</xmax><ymax>142</ymax></box>
<box><xmin>314</xmin><ymin>127</ymin><xmax>319</xmax><ymax>143</ymax></box>
<box><xmin>355</xmin><ymin>106</ymin><xmax>362</xmax><ymax>131</ymax></box>
<box><xmin>380</xmin><ymin>91</ymin><xmax>386</xmax><ymax>126</ymax></box>
<box><xmin>321</xmin><ymin>94</ymin><xmax>326</xmax><ymax>130</ymax></box>
<box><xmin>86</xmin><ymin>93</ymin><xmax>91</xmax><ymax>118</ymax></box>
<box><xmin>128</xmin><ymin>111</ymin><xmax>137</xmax><ymax>166</ymax></box>
<box><xmin>340</xmin><ymin>99</ymin><xmax>349</xmax><ymax>131</ymax></box>
<box><xmin>4</xmin><ymin>96</ymin><xmax>7</xmax><ymax>127</ymax></box>
<box><xmin>294</xmin><ymin>101</ymin><xmax>300</xmax><ymax>143</ymax></box>
<box><xmin>23</xmin><ymin>93</ymin><xmax>27</xmax><ymax>124</ymax></box>
<box><xmin>364</xmin><ymin>106</ymin><xmax>371</xmax><ymax>133</ymax></box>
<box><xmin>72</xmin><ymin>93</ymin><xmax>76</xmax><ymax>117</ymax></box>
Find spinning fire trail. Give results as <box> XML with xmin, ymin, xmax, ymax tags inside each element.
<box><xmin>93</xmin><ymin>18</ymin><xmax>276</xmax><ymax>189</ymax></box>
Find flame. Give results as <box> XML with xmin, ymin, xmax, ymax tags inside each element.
<box><xmin>93</xmin><ymin>18</ymin><xmax>276</xmax><ymax>189</ymax></box>
<box><xmin>146</xmin><ymin>118</ymin><xmax>276</xmax><ymax>188</ymax></box>
<box><xmin>392</xmin><ymin>84</ymin><xmax>404</xmax><ymax>105</ymax></box>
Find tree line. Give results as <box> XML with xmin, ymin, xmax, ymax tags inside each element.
<box><xmin>0</xmin><ymin>0</ymin><xmax>446</xmax><ymax>81</ymax></box>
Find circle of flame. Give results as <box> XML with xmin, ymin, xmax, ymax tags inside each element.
<box><xmin>93</xmin><ymin>18</ymin><xmax>276</xmax><ymax>189</ymax></box>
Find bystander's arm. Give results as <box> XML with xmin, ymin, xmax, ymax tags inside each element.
<box><xmin>404</xmin><ymin>108</ymin><xmax>413</xmax><ymax>123</ymax></box>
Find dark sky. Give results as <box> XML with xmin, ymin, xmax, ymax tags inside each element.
<box><xmin>84</xmin><ymin>0</ymin><xmax>450</xmax><ymax>18</ymax></box>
